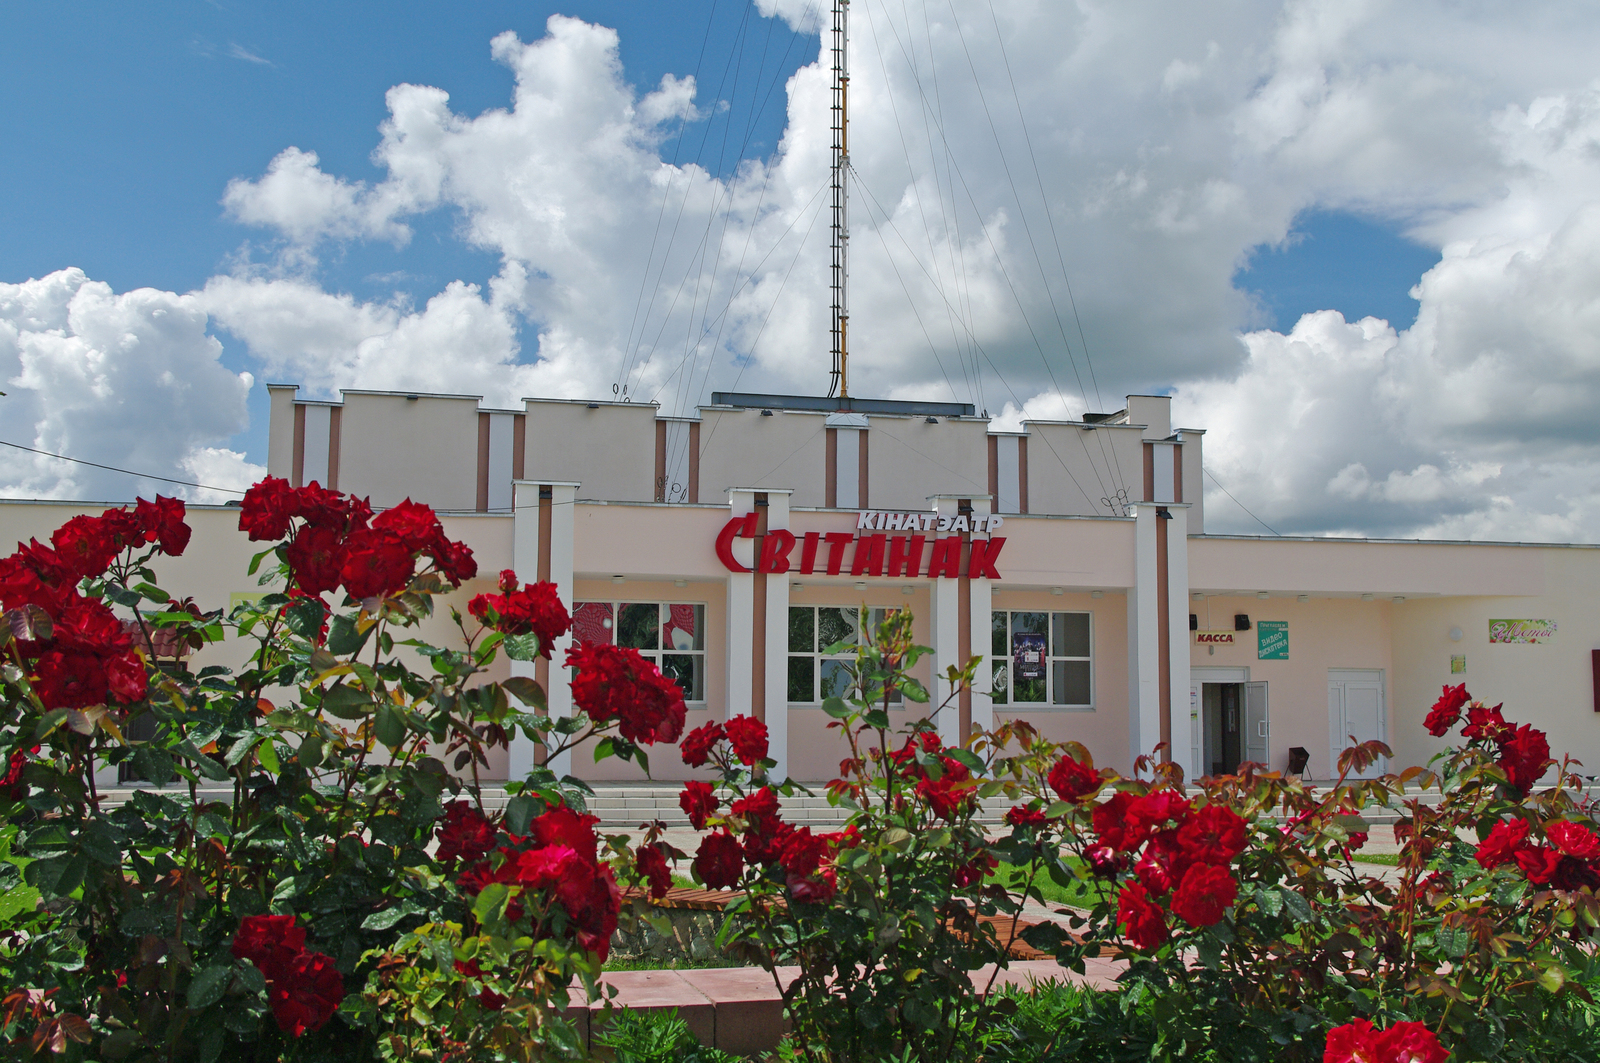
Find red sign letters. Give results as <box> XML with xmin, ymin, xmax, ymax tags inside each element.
<box><xmin>715</xmin><ymin>516</ymin><xmax>1004</xmax><ymax>579</ymax></box>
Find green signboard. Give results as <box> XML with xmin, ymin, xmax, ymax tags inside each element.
<box><xmin>1257</xmin><ymin>620</ymin><xmax>1289</xmax><ymax>660</ymax></box>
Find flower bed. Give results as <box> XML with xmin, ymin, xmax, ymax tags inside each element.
<box><xmin>3</xmin><ymin>484</ymin><xmax>1598</xmax><ymax>1062</ymax></box>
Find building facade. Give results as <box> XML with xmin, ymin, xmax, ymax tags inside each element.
<box><xmin>5</xmin><ymin>386</ymin><xmax>1597</xmax><ymax>787</ymax></box>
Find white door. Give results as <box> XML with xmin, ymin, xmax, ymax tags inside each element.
<box><xmin>1245</xmin><ymin>681</ymin><xmax>1269</xmax><ymax>768</ymax></box>
<box><xmin>1190</xmin><ymin>667</ymin><xmax>1250</xmax><ymax>783</ymax></box>
<box><xmin>1328</xmin><ymin>670</ymin><xmax>1386</xmax><ymax>779</ymax></box>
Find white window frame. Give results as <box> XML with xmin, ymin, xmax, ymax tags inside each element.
<box><xmin>786</xmin><ymin>605</ymin><xmax>902</xmax><ymax>705</ymax></box>
<box><xmin>991</xmin><ymin>609</ymin><xmax>1094</xmax><ymax>710</ymax></box>
<box><xmin>571</xmin><ymin>599</ymin><xmax>708</xmax><ymax>704</ymax></box>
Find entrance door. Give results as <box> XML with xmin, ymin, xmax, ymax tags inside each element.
<box><xmin>1244</xmin><ymin>681</ymin><xmax>1269</xmax><ymax>769</ymax></box>
<box><xmin>1189</xmin><ymin>668</ymin><xmax>1253</xmax><ymax>780</ymax></box>
<box><xmin>1328</xmin><ymin>670</ymin><xmax>1386</xmax><ymax>779</ymax></box>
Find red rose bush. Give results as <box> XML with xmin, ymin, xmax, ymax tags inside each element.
<box><xmin>0</xmin><ymin>480</ymin><xmax>695</xmax><ymax>1062</ymax></box>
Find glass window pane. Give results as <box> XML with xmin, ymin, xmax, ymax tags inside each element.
<box><xmin>1053</xmin><ymin>660</ymin><xmax>1092</xmax><ymax>706</ymax></box>
<box><xmin>1013</xmin><ymin>674</ymin><xmax>1047</xmax><ymax>704</ymax></box>
<box><xmin>572</xmin><ymin>602</ymin><xmax>614</xmax><ymax>646</ymax></box>
<box><xmin>1013</xmin><ymin>611</ymin><xmax>1048</xmax><ymax>636</ymax></box>
<box><xmin>818</xmin><ymin>607</ymin><xmax>858</xmax><ymax>651</ymax></box>
<box><xmin>662</xmin><ymin>654</ymin><xmax>705</xmax><ymax>701</ymax></box>
<box><xmin>991</xmin><ymin>661</ymin><xmax>1008</xmax><ymax>705</ymax></box>
<box><xmin>992</xmin><ymin>611</ymin><xmax>1008</xmax><ymax>657</ymax></box>
<box><xmin>788</xmin><ymin>607</ymin><xmax>815</xmax><ymax>653</ymax></box>
<box><xmin>664</xmin><ymin>604</ymin><xmax>703</xmax><ymax>651</ymax></box>
<box><xmin>820</xmin><ymin>659</ymin><xmax>854</xmax><ymax>700</ymax></box>
<box><xmin>617</xmin><ymin>603</ymin><xmax>659</xmax><ymax>649</ymax></box>
<box><xmin>788</xmin><ymin>656</ymin><xmax>814</xmax><ymax>703</ymax></box>
<box><xmin>1054</xmin><ymin>612</ymin><xmax>1091</xmax><ymax>658</ymax></box>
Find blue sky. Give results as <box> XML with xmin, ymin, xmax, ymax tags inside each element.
<box><xmin>3</xmin><ymin>1</ymin><xmax>1597</xmax><ymax>542</ymax></box>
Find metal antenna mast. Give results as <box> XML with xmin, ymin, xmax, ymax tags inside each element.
<box><xmin>827</xmin><ymin>0</ymin><xmax>850</xmax><ymax>398</ymax></box>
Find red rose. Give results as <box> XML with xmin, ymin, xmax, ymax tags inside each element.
<box><xmin>1134</xmin><ymin>843</ymin><xmax>1180</xmax><ymax>895</ymax></box>
<box><xmin>1177</xmin><ymin>804</ymin><xmax>1249</xmax><ymax>867</ymax></box>
<box><xmin>679</xmin><ymin>722</ymin><xmax>725</xmax><ymax>767</ymax></box>
<box><xmin>340</xmin><ymin>527</ymin><xmax>415</xmax><ymax>600</ymax></box>
<box><xmin>1514</xmin><ymin>845</ymin><xmax>1560</xmax><ymax>884</ymax></box>
<box><xmin>1123</xmin><ymin>790</ymin><xmax>1192</xmax><ymax>851</ymax></box>
<box><xmin>285</xmin><ymin>525</ymin><xmax>346</xmax><ymax>597</ymax></box>
<box><xmin>371</xmin><ymin>498</ymin><xmax>443</xmax><ymax>552</ymax></box>
<box><xmin>1171</xmin><ymin>863</ymin><xmax>1238</xmax><ymax>928</ymax></box>
<box><xmin>1461</xmin><ymin>702</ymin><xmax>1508</xmax><ymax>743</ymax></box>
<box><xmin>240</xmin><ymin>477</ymin><xmax>297</xmax><ymax>541</ymax></box>
<box><xmin>528</xmin><ymin>804</ymin><xmax>600</xmax><ymax>859</ymax></box>
<box><xmin>265</xmin><ymin>950</ymin><xmax>344</xmax><ymax>1037</ymax></box>
<box><xmin>1047</xmin><ymin>752</ymin><xmax>1100</xmax><ymax>801</ymax></box>
<box><xmin>1005</xmin><ymin>804</ymin><xmax>1049</xmax><ymax>829</ymax></box>
<box><xmin>103</xmin><ymin>652</ymin><xmax>148</xmax><ymax>704</ymax></box>
<box><xmin>427</xmin><ymin>537</ymin><xmax>478</xmax><ymax>585</ymax></box>
<box><xmin>888</xmin><ymin>731</ymin><xmax>942</xmax><ymax>779</ymax></box>
<box><xmin>1546</xmin><ymin>818</ymin><xmax>1600</xmax><ymax>860</ymax></box>
<box><xmin>232</xmin><ymin>914</ymin><xmax>307</xmax><ymax>970</ymax></box>
<box><xmin>0</xmin><ymin>747</ymin><xmax>33</xmax><ymax>800</ymax></box>
<box><xmin>468</xmin><ymin>579</ymin><xmax>570</xmax><ymax>652</ymax></box>
<box><xmin>0</xmin><ymin>553</ymin><xmax>70</xmax><ymax>616</ymax></box>
<box><xmin>32</xmin><ymin>649</ymin><xmax>110</xmax><ymax>709</ymax></box>
<box><xmin>1372</xmin><ymin>1021</ymin><xmax>1448</xmax><ymax>1063</ymax></box>
<box><xmin>636</xmin><ymin>845</ymin><xmax>672</xmax><ymax>900</ymax></box>
<box><xmin>292</xmin><ymin>483</ymin><xmax>355</xmax><ymax>531</ymax></box>
<box><xmin>1092</xmin><ymin>791</ymin><xmax>1139</xmax><ymax>852</ymax></box>
<box><xmin>1115</xmin><ymin>881</ymin><xmax>1168</xmax><ymax>951</ymax></box>
<box><xmin>779</xmin><ymin>827</ymin><xmax>830</xmax><ymax>880</ymax></box>
<box><xmin>54</xmin><ymin>596</ymin><xmax>132</xmax><ymax>654</ymax></box>
<box><xmin>724</xmin><ymin>715</ymin><xmax>769</xmax><ymax>765</ymax></box>
<box><xmin>504</xmin><ymin>845</ymin><xmax>581</xmax><ymax>893</ymax></box>
<box><xmin>1475</xmin><ymin>818</ymin><xmax>1531</xmax><ymax>869</ymax></box>
<box><xmin>51</xmin><ymin>515</ymin><xmax>117</xmax><ymax>581</ymax></box>
<box><xmin>1496</xmin><ymin>724</ymin><xmax>1550</xmax><ymax>795</ymax></box>
<box><xmin>133</xmin><ymin>495</ymin><xmax>190</xmax><ymax>556</ymax></box>
<box><xmin>1323</xmin><ymin>1018</ymin><xmax>1378</xmax><ymax>1063</ymax></box>
<box><xmin>788</xmin><ymin>866</ymin><xmax>838</xmax><ymax>904</ymax></box>
<box><xmin>1423</xmin><ymin>683</ymin><xmax>1470</xmax><ymax>737</ymax></box>
<box><xmin>916</xmin><ymin>758</ymin><xmax>977</xmax><ymax>820</ymax></box>
<box><xmin>97</xmin><ymin>508</ymin><xmax>146</xmax><ymax>553</ymax></box>
<box><xmin>566</xmin><ymin>642</ymin><xmax>686</xmax><ymax>745</ymax></box>
<box><xmin>561</xmin><ymin>862</ymin><xmax>621</xmax><ymax>961</ymax></box>
<box><xmin>731</xmin><ymin>787</ymin><xmax>781</xmax><ymax>833</ymax></box>
<box><xmin>679</xmin><ymin>780</ymin><xmax>718</xmax><ymax>830</ymax></box>
<box><xmin>693</xmin><ymin>831</ymin><xmax>744</xmax><ymax>889</ymax></box>
<box><xmin>436</xmin><ymin>802</ymin><xmax>497</xmax><ymax>867</ymax></box>
<box><xmin>453</xmin><ymin>960</ymin><xmax>508</xmax><ymax>1011</ymax></box>
<box><xmin>952</xmin><ymin>852</ymin><xmax>998</xmax><ymax>889</ymax></box>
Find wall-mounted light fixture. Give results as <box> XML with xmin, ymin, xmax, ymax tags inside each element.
<box><xmin>1449</xmin><ymin>627</ymin><xmax>1463</xmax><ymax>642</ymax></box>
<box><xmin>1360</xmin><ymin>593</ymin><xmax>1375</xmax><ymax>602</ymax></box>
<box><xmin>1091</xmin><ymin>590</ymin><xmax>1104</xmax><ymax>599</ymax></box>
<box><xmin>611</xmin><ymin>575</ymin><xmax>626</xmax><ymax>584</ymax></box>
<box><xmin>1297</xmin><ymin>594</ymin><xmax>1310</xmax><ymax>603</ymax></box>
<box><xmin>1050</xmin><ymin>587</ymin><xmax>1064</xmax><ymax>596</ymax></box>
<box><xmin>1256</xmin><ymin>591</ymin><xmax>1270</xmax><ymax>600</ymax></box>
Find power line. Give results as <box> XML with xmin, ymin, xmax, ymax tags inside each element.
<box><xmin>0</xmin><ymin>440</ymin><xmax>247</xmax><ymax>497</ymax></box>
<box><xmin>1203</xmin><ymin>466</ymin><xmax>1282</xmax><ymax>537</ymax></box>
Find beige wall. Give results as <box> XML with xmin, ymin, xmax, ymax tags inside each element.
<box><xmin>697</xmin><ymin>407</ymin><xmax>828</xmax><ymax>506</ymax></box>
<box><xmin>1190</xmin><ymin>536</ymin><xmax>1546</xmax><ymax>597</ymax></box>
<box><xmin>1389</xmin><ymin>546</ymin><xmax>1600</xmax><ymax>775</ymax></box>
<box><xmin>338</xmin><ymin>392</ymin><xmax>481</xmax><ymax>510</ymax></box>
<box><xmin>524</xmin><ymin>399</ymin><xmax>657</xmax><ymax>503</ymax></box>
<box><xmin>267</xmin><ymin>386</ymin><xmax>297</xmax><ymax>480</ymax></box>
<box><xmin>1025</xmin><ymin>421</ymin><xmax>1144</xmax><ymax>517</ymax></box>
<box><xmin>571</xmin><ymin>502</ymin><xmax>731</xmax><ymax>580</ymax></box>
<box><xmin>864</xmin><ymin>416</ymin><xmax>988</xmax><ymax>510</ymax></box>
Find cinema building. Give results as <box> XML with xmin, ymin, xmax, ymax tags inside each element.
<box><xmin>5</xmin><ymin>386</ymin><xmax>1598</xmax><ymax>787</ymax></box>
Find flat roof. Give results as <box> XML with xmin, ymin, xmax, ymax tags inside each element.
<box><xmin>710</xmin><ymin>392</ymin><xmax>977</xmax><ymax>417</ymax></box>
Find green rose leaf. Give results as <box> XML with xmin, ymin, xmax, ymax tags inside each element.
<box><xmin>187</xmin><ymin>964</ymin><xmax>232</xmax><ymax>1010</ymax></box>
<box><xmin>502</xmin><ymin>632</ymin><xmax>543</xmax><ymax>662</ymax></box>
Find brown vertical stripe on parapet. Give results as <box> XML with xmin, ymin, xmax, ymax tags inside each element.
<box><xmin>327</xmin><ymin>406</ymin><xmax>342</xmax><ymax>492</ymax></box>
<box><xmin>1143</xmin><ymin>443</ymin><xmax>1155</xmax><ymax>503</ymax></box>
<box><xmin>1018</xmin><ymin>436</ymin><xmax>1029</xmax><ymax>514</ymax></box>
<box><xmin>654</xmin><ymin>421</ymin><xmax>668</xmax><ymax>502</ymax></box>
<box><xmin>476</xmin><ymin>413</ymin><xmax>492</xmax><ymax>512</ymax></box>
<box><xmin>825</xmin><ymin>428</ymin><xmax>838</xmax><ymax>508</ymax></box>
<box><xmin>291</xmin><ymin>404</ymin><xmax>306</xmax><ymax>488</ymax></box>
<box><xmin>1156</xmin><ymin>512</ymin><xmax>1171</xmax><ymax>761</ymax></box>
<box><xmin>511</xmin><ymin>415</ymin><xmax>526</xmax><ymax>482</ymax></box>
<box><xmin>1173</xmin><ymin>444</ymin><xmax>1183</xmax><ymax>504</ymax></box>
<box><xmin>751</xmin><ymin>494</ymin><xmax>769</xmax><ymax>721</ymax></box>
<box><xmin>687</xmin><ymin>421</ymin><xmax>701</xmax><ymax>504</ymax></box>
<box><xmin>858</xmin><ymin>429</ymin><xmax>869</xmax><ymax>509</ymax></box>
<box><xmin>987</xmin><ymin>437</ymin><xmax>999</xmax><ymax>503</ymax></box>
<box><xmin>536</xmin><ymin>485</ymin><xmax>554</xmax><ymax>767</ymax></box>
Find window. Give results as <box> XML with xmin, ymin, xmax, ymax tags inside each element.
<box><xmin>787</xmin><ymin>606</ymin><xmax>901</xmax><ymax>704</ymax></box>
<box><xmin>991</xmin><ymin>610</ymin><xmax>1092</xmax><ymax>708</ymax></box>
<box><xmin>572</xmin><ymin>601</ymin><xmax>706</xmax><ymax>702</ymax></box>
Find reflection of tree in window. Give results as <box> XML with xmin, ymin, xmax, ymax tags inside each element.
<box><xmin>991</xmin><ymin>610</ymin><xmax>1093</xmax><ymax>708</ymax></box>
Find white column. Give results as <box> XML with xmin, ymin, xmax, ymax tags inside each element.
<box><xmin>928</xmin><ymin>496</ymin><xmax>964</xmax><ymax>747</ymax></box>
<box><xmin>1126</xmin><ymin>504</ymin><xmax>1161</xmax><ymax>773</ymax></box>
<box><xmin>508</xmin><ymin>481</ymin><xmax>578</xmax><ymax>782</ymax></box>
<box><xmin>762</xmin><ymin>491</ymin><xmax>793</xmax><ymax>781</ymax></box>
<box><xmin>724</xmin><ymin>490</ymin><xmax>758</xmax><ymax>725</ymax></box>
<box><xmin>967</xmin><ymin>497</ymin><xmax>994</xmax><ymax>735</ymax></box>
<box><xmin>1164</xmin><ymin>504</ymin><xmax>1194</xmax><ymax>783</ymax></box>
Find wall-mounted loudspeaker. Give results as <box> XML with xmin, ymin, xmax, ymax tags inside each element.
<box><xmin>1234</xmin><ymin>614</ymin><xmax>1251</xmax><ymax>631</ymax></box>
